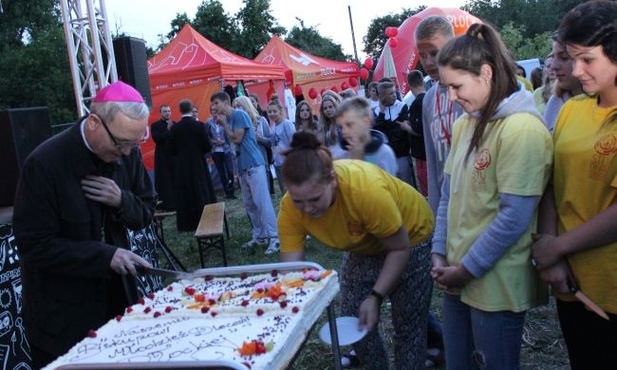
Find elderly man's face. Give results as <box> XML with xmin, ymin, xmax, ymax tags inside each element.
<box><xmin>91</xmin><ymin>111</ymin><xmax>147</xmax><ymax>162</ymax></box>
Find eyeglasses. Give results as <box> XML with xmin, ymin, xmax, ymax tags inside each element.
<box><xmin>93</xmin><ymin>114</ymin><xmax>146</xmax><ymax>149</ymax></box>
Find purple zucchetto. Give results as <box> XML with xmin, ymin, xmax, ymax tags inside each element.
<box><xmin>93</xmin><ymin>81</ymin><xmax>145</xmax><ymax>103</ymax></box>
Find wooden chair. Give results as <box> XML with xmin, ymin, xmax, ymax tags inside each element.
<box><xmin>194</xmin><ymin>202</ymin><xmax>230</xmax><ymax>267</ymax></box>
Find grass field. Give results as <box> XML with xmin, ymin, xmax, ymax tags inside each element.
<box><xmin>159</xmin><ymin>186</ymin><xmax>570</xmax><ymax>369</ymax></box>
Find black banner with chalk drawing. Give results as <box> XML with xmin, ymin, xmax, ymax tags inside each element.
<box><xmin>0</xmin><ymin>223</ymin><xmax>32</xmax><ymax>370</ymax></box>
<box><xmin>126</xmin><ymin>223</ymin><xmax>164</xmax><ymax>297</ymax></box>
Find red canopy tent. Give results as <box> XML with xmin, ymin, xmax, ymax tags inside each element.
<box><xmin>141</xmin><ymin>24</ymin><xmax>286</xmax><ymax>169</ymax></box>
<box><xmin>372</xmin><ymin>7</ymin><xmax>482</xmax><ymax>93</ymax></box>
<box><xmin>253</xmin><ymin>35</ymin><xmax>360</xmax><ymax>114</ymax></box>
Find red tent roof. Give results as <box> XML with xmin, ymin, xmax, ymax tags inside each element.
<box><xmin>148</xmin><ymin>24</ymin><xmax>285</xmax><ymax>93</ymax></box>
<box><xmin>254</xmin><ymin>35</ymin><xmax>359</xmax><ymax>87</ymax></box>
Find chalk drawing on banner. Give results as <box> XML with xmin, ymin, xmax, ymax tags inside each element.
<box><xmin>13</xmin><ymin>319</ymin><xmax>29</xmax><ymax>360</ymax></box>
<box><xmin>0</xmin><ymin>312</ymin><xmax>13</xmax><ymax>339</ymax></box>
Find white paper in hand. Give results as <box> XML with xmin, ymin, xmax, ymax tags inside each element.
<box><xmin>319</xmin><ymin>316</ymin><xmax>368</xmax><ymax>346</ymax></box>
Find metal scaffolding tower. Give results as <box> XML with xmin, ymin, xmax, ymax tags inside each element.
<box><xmin>59</xmin><ymin>0</ymin><xmax>117</xmax><ymax>116</ymax></box>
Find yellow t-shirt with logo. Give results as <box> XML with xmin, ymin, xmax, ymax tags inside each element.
<box><xmin>278</xmin><ymin>160</ymin><xmax>434</xmax><ymax>254</ymax></box>
<box><xmin>552</xmin><ymin>95</ymin><xmax>617</xmax><ymax>313</ymax></box>
<box><xmin>444</xmin><ymin>112</ymin><xmax>552</xmax><ymax>312</ymax></box>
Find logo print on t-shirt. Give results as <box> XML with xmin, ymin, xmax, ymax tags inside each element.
<box><xmin>473</xmin><ymin>148</ymin><xmax>491</xmax><ymax>170</ymax></box>
<box><xmin>594</xmin><ymin>133</ymin><xmax>617</xmax><ymax>156</ymax></box>
<box><xmin>590</xmin><ymin>133</ymin><xmax>617</xmax><ymax>181</ymax></box>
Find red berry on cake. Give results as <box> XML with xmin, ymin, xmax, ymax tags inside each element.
<box><xmin>126</xmin><ymin>307</ymin><xmax>133</xmax><ymax>313</ymax></box>
<box><xmin>255</xmin><ymin>341</ymin><xmax>266</xmax><ymax>354</ymax></box>
<box><xmin>165</xmin><ymin>306</ymin><xmax>173</xmax><ymax>313</ymax></box>
<box><xmin>87</xmin><ymin>329</ymin><xmax>97</xmax><ymax>338</ymax></box>
<box><xmin>201</xmin><ymin>306</ymin><xmax>210</xmax><ymax>314</ymax></box>
<box><xmin>241</xmin><ymin>299</ymin><xmax>249</xmax><ymax>307</ymax></box>
<box><xmin>256</xmin><ymin>309</ymin><xmax>264</xmax><ymax>316</ymax></box>
<box><xmin>240</xmin><ymin>272</ymin><xmax>248</xmax><ymax>280</ymax></box>
<box><xmin>184</xmin><ymin>287</ymin><xmax>195</xmax><ymax>295</ymax></box>
<box><xmin>115</xmin><ymin>315</ymin><xmax>122</xmax><ymax>322</ymax></box>
<box><xmin>211</xmin><ymin>311</ymin><xmax>218</xmax><ymax>317</ymax></box>
<box><xmin>242</xmin><ymin>362</ymin><xmax>252</xmax><ymax>369</ymax></box>
<box><xmin>279</xmin><ymin>301</ymin><xmax>287</xmax><ymax>308</ymax></box>
<box><xmin>147</xmin><ymin>292</ymin><xmax>155</xmax><ymax>299</ymax></box>
<box><xmin>208</xmin><ymin>298</ymin><xmax>217</xmax><ymax>305</ymax></box>
<box><xmin>153</xmin><ymin>311</ymin><xmax>161</xmax><ymax>318</ymax></box>
<box><xmin>292</xmin><ymin>306</ymin><xmax>299</xmax><ymax>313</ymax></box>
<box><xmin>166</xmin><ymin>285</ymin><xmax>173</xmax><ymax>291</ymax></box>
<box><xmin>144</xmin><ymin>307</ymin><xmax>152</xmax><ymax>314</ymax></box>
<box><xmin>137</xmin><ymin>297</ymin><xmax>145</xmax><ymax>305</ymax></box>
<box><xmin>204</xmin><ymin>275</ymin><xmax>214</xmax><ymax>281</ymax></box>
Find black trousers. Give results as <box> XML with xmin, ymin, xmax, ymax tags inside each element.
<box><xmin>557</xmin><ymin>298</ymin><xmax>617</xmax><ymax>369</ymax></box>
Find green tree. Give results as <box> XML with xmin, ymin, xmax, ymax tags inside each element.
<box><xmin>362</xmin><ymin>6</ymin><xmax>425</xmax><ymax>61</ymax></box>
<box><xmin>193</xmin><ymin>0</ymin><xmax>237</xmax><ymax>52</ymax></box>
<box><xmin>0</xmin><ymin>0</ymin><xmax>75</xmax><ymax>124</ymax></box>
<box><xmin>234</xmin><ymin>0</ymin><xmax>285</xmax><ymax>58</ymax></box>
<box><xmin>499</xmin><ymin>23</ymin><xmax>552</xmax><ymax>61</ymax></box>
<box><xmin>285</xmin><ymin>19</ymin><xmax>348</xmax><ymax>61</ymax></box>
<box><xmin>165</xmin><ymin>13</ymin><xmax>192</xmax><ymax>41</ymax></box>
<box><xmin>463</xmin><ymin>0</ymin><xmax>585</xmax><ymax>39</ymax></box>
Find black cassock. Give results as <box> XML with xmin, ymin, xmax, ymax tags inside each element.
<box><xmin>169</xmin><ymin>117</ymin><xmax>217</xmax><ymax>231</ymax></box>
<box><xmin>151</xmin><ymin>118</ymin><xmax>176</xmax><ymax>210</ymax></box>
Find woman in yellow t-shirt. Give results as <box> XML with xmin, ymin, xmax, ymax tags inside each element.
<box><xmin>278</xmin><ymin>131</ymin><xmax>434</xmax><ymax>369</ymax></box>
<box><xmin>532</xmin><ymin>1</ymin><xmax>617</xmax><ymax>369</ymax></box>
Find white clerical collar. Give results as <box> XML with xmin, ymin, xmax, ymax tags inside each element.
<box><xmin>181</xmin><ymin>113</ymin><xmax>193</xmax><ymax>118</ymax></box>
<box><xmin>80</xmin><ymin>118</ymin><xmax>94</xmax><ymax>153</ymax></box>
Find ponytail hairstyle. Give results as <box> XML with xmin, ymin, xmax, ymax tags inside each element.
<box><xmin>281</xmin><ymin>131</ymin><xmax>334</xmax><ymax>187</ymax></box>
<box><xmin>558</xmin><ymin>0</ymin><xmax>617</xmax><ymax>126</ymax></box>
<box><xmin>437</xmin><ymin>22</ymin><xmax>518</xmax><ymax>161</ymax></box>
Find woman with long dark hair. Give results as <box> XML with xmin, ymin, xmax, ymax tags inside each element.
<box><xmin>532</xmin><ymin>2</ymin><xmax>617</xmax><ymax>368</ymax></box>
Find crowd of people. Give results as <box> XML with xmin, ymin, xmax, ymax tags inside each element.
<box><xmin>11</xmin><ymin>1</ymin><xmax>617</xmax><ymax>369</ymax></box>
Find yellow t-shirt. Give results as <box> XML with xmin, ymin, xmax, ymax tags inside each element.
<box><xmin>552</xmin><ymin>95</ymin><xmax>617</xmax><ymax>313</ymax></box>
<box><xmin>278</xmin><ymin>160</ymin><xmax>434</xmax><ymax>254</ymax></box>
<box><xmin>445</xmin><ymin>112</ymin><xmax>552</xmax><ymax>312</ymax></box>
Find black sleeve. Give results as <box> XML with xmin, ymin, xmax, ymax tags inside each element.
<box><xmin>409</xmin><ymin>94</ymin><xmax>426</xmax><ymax>134</ymax></box>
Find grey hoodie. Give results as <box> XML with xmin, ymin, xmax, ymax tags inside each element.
<box><xmin>433</xmin><ymin>83</ymin><xmax>549</xmax><ymax>277</ymax></box>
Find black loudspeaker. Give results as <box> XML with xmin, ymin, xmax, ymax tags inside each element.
<box><xmin>113</xmin><ymin>37</ymin><xmax>152</xmax><ymax>107</ymax></box>
<box><xmin>0</xmin><ymin>107</ymin><xmax>51</xmax><ymax>206</ymax></box>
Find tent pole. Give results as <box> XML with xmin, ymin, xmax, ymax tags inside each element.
<box><xmin>348</xmin><ymin>6</ymin><xmax>360</xmax><ymax>64</ymax></box>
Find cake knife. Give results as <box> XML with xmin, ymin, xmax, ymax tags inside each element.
<box><xmin>135</xmin><ymin>265</ymin><xmax>196</xmax><ymax>280</ymax></box>
<box><xmin>567</xmin><ymin>278</ymin><xmax>609</xmax><ymax>321</ymax></box>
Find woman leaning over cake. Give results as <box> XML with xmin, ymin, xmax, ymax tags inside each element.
<box><xmin>531</xmin><ymin>2</ymin><xmax>617</xmax><ymax>369</ymax></box>
<box><xmin>431</xmin><ymin>23</ymin><xmax>552</xmax><ymax>369</ymax></box>
<box><xmin>278</xmin><ymin>131</ymin><xmax>434</xmax><ymax>370</ymax></box>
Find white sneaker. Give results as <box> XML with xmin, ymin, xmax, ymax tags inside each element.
<box><xmin>242</xmin><ymin>238</ymin><xmax>267</xmax><ymax>249</ymax></box>
<box><xmin>265</xmin><ymin>238</ymin><xmax>280</xmax><ymax>255</ymax></box>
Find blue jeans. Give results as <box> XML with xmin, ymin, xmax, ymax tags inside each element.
<box><xmin>238</xmin><ymin>165</ymin><xmax>277</xmax><ymax>240</ymax></box>
<box><xmin>442</xmin><ymin>293</ymin><xmax>526</xmax><ymax>370</ymax></box>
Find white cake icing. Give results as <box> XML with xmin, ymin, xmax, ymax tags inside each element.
<box><xmin>44</xmin><ymin>269</ymin><xmax>339</xmax><ymax>370</ymax></box>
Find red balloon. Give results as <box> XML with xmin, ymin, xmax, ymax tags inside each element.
<box><xmin>363</xmin><ymin>57</ymin><xmax>374</xmax><ymax>69</ymax></box>
<box><xmin>384</xmin><ymin>26</ymin><xmax>394</xmax><ymax>38</ymax></box>
<box><xmin>294</xmin><ymin>84</ymin><xmax>303</xmax><ymax>96</ymax></box>
<box><xmin>320</xmin><ymin>88</ymin><xmax>326</xmax><ymax>96</ymax></box>
<box><xmin>390</xmin><ymin>27</ymin><xmax>399</xmax><ymax>38</ymax></box>
<box><xmin>341</xmin><ymin>82</ymin><xmax>349</xmax><ymax>90</ymax></box>
<box><xmin>360</xmin><ymin>68</ymin><xmax>369</xmax><ymax>80</ymax></box>
<box><xmin>349</xmin><ymin>76</ymin><xmax>358</xmax><ymax>87</ymax></box>
<box><xmin>308</xmin><ymin>87</ymin><xmax>318</xmax><ymax>99</ymax></box>
<box><xmin>331</xmin><ymin>86</ymin><xmax>339</xmax><ymax>93</ymax></box>
<box><xmin>389</xmin><ymin>37</ymin><xmax>399</xmax><ymax>48</ymax></box>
